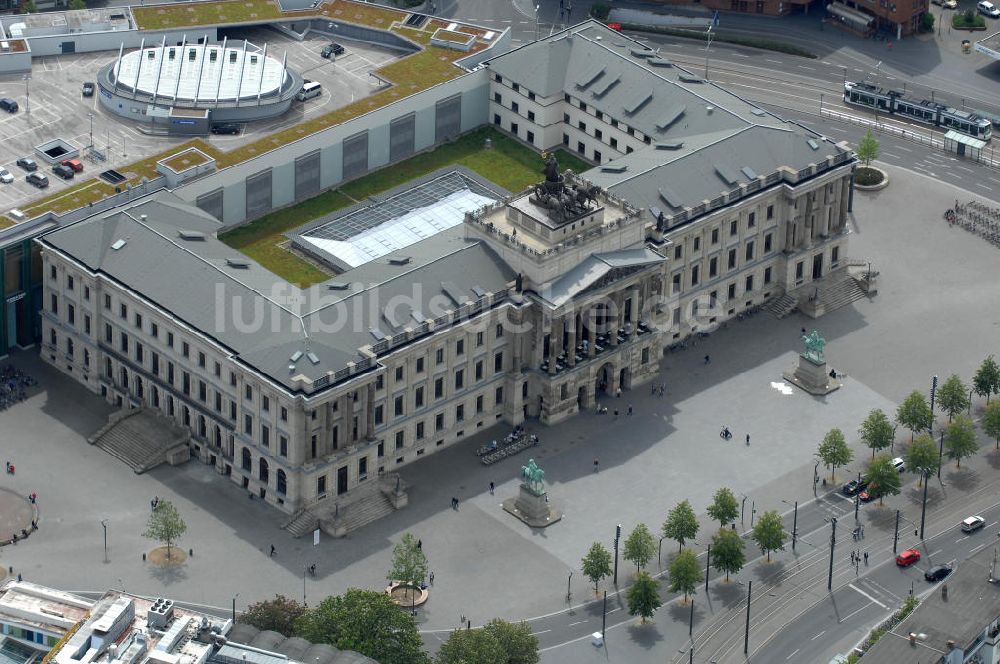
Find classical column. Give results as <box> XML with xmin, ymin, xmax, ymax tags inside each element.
<box><xmin>365</xmin><ymin>383</ymin><xmax>375</xmax><ymax>440</ymax></box>
<box><xmin>587</xmin><ymin>305</ymin><xmax>597</xmax><ymax>358</ymax></box>
<box><xmin>567</xmin><ymin>314</ymin><xmax>577</xmax><ymax>367</ymax></box>
<box><xmin>628</xmin><ymin>288</ymin><xmax>640</xmax><ymax>339</ymax></box>
<box><xmin>609</xmin><ymin>294</ymin><xmax>620</xmax><ymax>347</ymax></box>
<box><xmin>547</xmin><ymin>318</ymin><xmax>557</xmax><ymax>375</ymax></box>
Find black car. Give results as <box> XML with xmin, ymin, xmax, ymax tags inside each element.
<box><xmin>82</xmin><ymin>82</ymin><xmax>95</xmax><ymax>97</ymax></box>
<box><xmin>924</xmin><ymin>565</ymin><xmax>952</xmax><ymax>582</ymax></box>
<box><xmin>321</xmin><ymin>42</ymin><xmax>345</xmax><ymax>58</ymax></box>
<box><xmin>842</xmin><ymin>478</ymin><xmax>868</xmax><ymax>496</ymax></box>
<box><xmin>26</xmin><ymin>172</ymin><xmax>48</xmax><ymax>189</ymax></box>
<box><xmin>52</xmin><ymin>164</ymin><xmax>75</xmax><ymax>180</ymax></box>
<box><xmin>0</xmin><ymin>98</ymin><xmax>18</xmax><ymax>113</ymax></box>
<box><xmin>210</xmin><ymin>123</ymin><xmax>241</xmax><ymax>135</ymax></box>
<box><xmin>16</xmin><ymin>157</ymin><xmax>37</xmax><ymax>172</ymax></box>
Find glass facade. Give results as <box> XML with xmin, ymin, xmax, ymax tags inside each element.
<box><xmin>0</xmin><ymin>239</ymin><xmax>43</xmax><ymax>356</ymax></box>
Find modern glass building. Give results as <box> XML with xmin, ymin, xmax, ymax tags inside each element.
<box><xmin>0</xmin><ymin>238</ymin><xmax>43</xmax><ymax>357</ymax></box>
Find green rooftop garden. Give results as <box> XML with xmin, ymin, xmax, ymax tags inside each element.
<box><xmin>220</xmin><ymin>128</ymin><xmax>592</xmax><ymax>287</ymax></box>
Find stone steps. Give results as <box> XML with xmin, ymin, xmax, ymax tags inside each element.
<box><xmin>90</xmin><ymin>408</ymin><xmax>189</xmax><ymax>474</ymax></box>
<box><xmin>816</xmin><ymin>272</ymin><xmax>866</xmax><ymax>313</ymax></box>
<box><xmin>283</xmin><ymin>508</ymin><xmax>319</xmax><ymax>538</ymax></box>
<box><xmin>336</xmin><ymin>492</ymin><xmax>395</xmax><ymax>534</ymax></box>
<box><xmin>765</xmin><ymin>293</ymin><xmax>799</xmax><ymax>319</ymax></box>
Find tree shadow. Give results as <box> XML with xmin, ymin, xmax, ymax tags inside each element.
<box><xmin>626</xmin><ymin>621</ymin><xmax>665</xmax><ymax>649</ymax></box>
<box><xmin>710</xmin><ymin>580</ymin><xmax>745</xmax><ymax>610</ymax></box>
<box><xmin>666</xmin><ymin>598</ymin><xmax>698</xmax><ymax>623</ymax></box>
<box><xmin>147</xmin><ymin>562</ymin><xmax>190</xmax><ymax>586</ymax></box>
<box><xmin>906</xmin><ymin>483</ymin><xmax>943</xmax><ymax>508</ymax></box>
<box><xmin>987</xmin><ymin>448</ymin><xmax>1000</xmax><ymax>470</ymax></box>
<box><xmin>945</xmin><ymin>467</ymin><xmax>979</xmax><ymax>492</ymax></box>
<box><xmin>865</xmin><ymin>505</ymin><xmax>896</xmax><ymax>531</ymax></box>
<box><xmin>753</xmin><ymin>559</ymin><xmax>786</xmax><ymax>584</ymax></box>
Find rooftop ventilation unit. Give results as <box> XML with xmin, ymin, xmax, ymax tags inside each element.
<box><xmin>471</xmin><ymin>286</ymin><xmax>487</xmax><ymax>298</ymax></box>
<box><xmin>577</xmin><ymin>65</ymin><xmax>606</xmax><ymax>90</ymax></box>
<box><xmin>326</xmin><ymin>281</ymin><xmax>350</xmax><ymax>290</ymax></box>
<box><xmin>630</xmin><ymin>48</ymin><xmax>654</xmax><ymax>58</ymax></box>
<box><xmin>656</xmin><ymin>105</ymin><xmax>686</xmax><ymax>131</ymax></box>
<box><xmin>388</xmin><ymin>256</ymin><xmax>411</xmax><ymax>265</ymax></box>
<box><xmin>601</xmin><ymin>164</ymin><xmax>628</xmax><ymax>173</ymax></box>
<box><xmin>655</xmin><ymin>142</ymin><xmax>683</xmax><ymax>150</ymax></box>
<box><xmin>624</xmin><ymin>91</ymin><xmax>653</xmax><ymax>115</ymax></box>
<box><xmin>648</xmin><ymin>58</ymin><xmax>672</xmax><ymax>67</ymax></box>
<box><xmin>591</xmin><ymin>74</ymin><xmax>620</xmax><ymax>98</ymax></box>
<box><xmin>147</xmin><ymin>598</ymin><xmax>174</xmax><ymax>630</ymax></box>
<box><xmin>741</xmin><ymin>166</ymin><xmax>758</xmax><ymax>180</ymax></box>
<box><xmin>178</xmin><ymin>230</ymin><xmax>205</xmax><ymax>241</ymax></box>
<box><xmin>714</xmin><ymin>164</ymin><xmax>739</xmax><ymax>185</ymax></box>
<box><xmin>111</xmin><ymin>239</ymin><xmax>127</xmax><ymax>251</ymax></box>
<box><xmin>307</xmin><ymin>352</ymin><xmax>320</xmax><ymax>365</ymax></box>
<box><xmin>658</xmin><ymin>186</ymin><xmax>683</xmax><ymax>209</ymax></box>
<box><xmin>751</xmin><ymin>108</ymin><xmax>766</xmax><ymax>117</ymax></box>
<box><xmin>225</xmin><ymin>258</ymin><xmax>250</xmax><ymax>269</ymax></box>
<box><xmin>678</xmin><ymin>75</ymin><xmax>703</xmax><ymax>83</ymax></box>
<box><xmin>290</xmin><ymin>350</ymin><xmax>303</xmax><ymax>363</ymax></box>
<box><xmin>369</xmin><ymin>328</ymin><xmax>387</xmax><ymax>341</ymax></box>
<box><xmin>807</xmin><ymin>139</ymin><xmax>820</xmax><ymax>150</ymax></box>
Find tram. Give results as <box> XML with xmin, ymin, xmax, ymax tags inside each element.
<box><xmin>843</xmin><ymin>81</ymin><xmax>992</xmax><ymax>141</ymax></box>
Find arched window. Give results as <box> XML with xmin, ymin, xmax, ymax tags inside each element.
<box><xmin>198</xmin><ymin>415</ymin><xmax>206</xmax><ymax>438</ymax></box>
<box><xmin>276</xmin><ymin>469</ymin><xmax>287</xmax><ymax>495</ymax></box>
<box><xmin>259</xmin><ymin>458</ymin><xmax>269</xmax><ymax>484</ymax></box>
<box><xmin>120</xmin><ymin>367</ymin><xmax>129</xmax><ymax>390</ymax></box>
<box><xmin>241</xmin><ymin>447</ymin><xmax>252</xmax><ymax>471</ymax></box>
<box><xmin>135</xmin><ymin>376</ymin><xmax>143</xmax><ymax>399</ymax></box>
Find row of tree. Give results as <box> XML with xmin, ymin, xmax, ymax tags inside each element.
<box><xmin>580</xmin><ymin>487</ymin><xmax>789</xmax><ymax>622</ymax></box>
<box><xmin>239</xmin><ymin>591</ymin><xmax>539</xmax><ymax>664</ymax></box>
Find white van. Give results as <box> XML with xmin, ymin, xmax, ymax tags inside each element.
<box><xmin>297</xmin><ymin>81</ymin><xmax>322</xmax><ymax>101</ymax></box>
<box><xmin>979</xmin><ymin>0</ymin><xmax>1000</xmax><ymax>17</ymax></box>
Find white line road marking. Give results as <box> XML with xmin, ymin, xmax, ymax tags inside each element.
<box><xmin>786</xmin><ymin>648</ymin><xmax>800</xmax><ymax>660</ymax></box>
<box><xmin>840</xmin><ymin>602</ymin><xmax>875</xmax><ymax>623</ymax></box>
<box><xmin>531</xmin><ymin>629</ymin><xmax>551</xmax><ymax>636</ymax></box>
<box><xmin>930</xmin><ymin>549</ymin><xmax>943</xmax><ymax>557</ymax></box>
<box><xmin>975</xmin><ymin>182</ymin><xmax>993</xmax><ymax>191</ymax></box>
<box><xmin>811</xmin><ymin>630</ymin><xmax>826</xmax><ymax>641</ymax></box>
<box><xmin>607</xmin><ymin>607</ymin><xmax>621</xmax><ymax>614</ymax></box>
<box><xmin>568</xmin><ymin>620</ymin><xmax>586</xmax><ymax>626</ymax></box>
<box><xmin>766</xmin><ymin>58</ymin><xmax>782</xmax><ymax>64</ymax></box>
<box><xmin>732</xmin><ymin>53</ymin><xmax>749</xmax><ymax>58</ymax></box>
<box><xmin>895</xmin><ymin>145</ymin><xmax>913</xmax><ymax>152</ymax></box>
<box><xmin>883</xmin><ymin>152</ymin><xmax>900</xmax><ymax>159</ymax></box>
<box><xmin>955</xmin><ymin>165</ymin><xmax>975</xmax><ymax>174</ymax></box>
<box><xmin>849</xmin><ymin>583</ymin><xmax>888</xmax><ymax>608</ymax></box>
<box><xmin>798</xmin><ymin>65</ymin><xmax>816</xmax><ymax>71</ymax></box>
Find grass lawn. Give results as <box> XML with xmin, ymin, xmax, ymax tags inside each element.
<box><xmin>220</xmin><ymin>128</ymin><xmax>592</xmax><ymax>286</ymax></box>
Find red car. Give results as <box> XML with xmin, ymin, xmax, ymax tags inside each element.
<box><xmin>896</xmin><ymin>549</ymin><xmax>921</xmax><ymax>567</ymax></box>
<box><xmin>60</xmin><ymin>158</ymin><xmax>83</xmax><ymax>173</ymax></box>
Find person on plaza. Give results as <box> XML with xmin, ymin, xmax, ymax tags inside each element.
<box><xmin>269</xmin><ymin>544</ymin><xmax>276</xmax><ymax>557</ymax></box>
<box><xmin>628</xmin><ymin>404</ymin><xmax>633</xmax><ymax>416</ymax></box>
<box><xmin>451</xmin><ymin>497</ymin><xmax>459</xmax><ymax>509</ymax></box>
<box><xmin>613</xmin><ymin>408</ymin><xmax>619</xmax><ymax>418</ymax></box>
<box><xmin>746</xmin><ymin>434</ymin><xmax>750</xmax><ymax>446</ymax></box>
<box><xmin>489</xmin><ymin>481</ymin><xmax>495</xmax><ymax>495</ymax></box>
<box><xmin>593</xmin><ymin>458</ymin><xmax>599</xmax><ymax>473</ymax></box>
<box><xmin>417</xmin><ymin>539</ymin><xmax>422</xmax><ymax>549</ymax></box>
<box><xmin>429</xmin><ymin>571</ymin><xmax>435</xmax><ymax>585</ymax></box>
<box><xmin>864</xmin><ymin>551</ymin><xmax>869</xmax><ymax>565</ymax></box>
<box><xmin>616</xmin><ymin>387</ymin><xmax>622</xmax><ymax>398</ymax></box>
<box><xmin>704</xmin><ymin>355</ymin><xmax>711</xmax><ymax>364</ymax></box>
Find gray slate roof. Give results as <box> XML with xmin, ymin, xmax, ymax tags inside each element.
<box><xmin>541</xmin><ymin>248</ymin><xmax>665</xmax><ymax>307</ymax></box>
<box><xmin>40</xmin><ymin>193</ymin><xmax>515</xmax><ymax>393</ymax></box>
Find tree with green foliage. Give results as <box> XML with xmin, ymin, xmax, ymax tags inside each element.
<box><xmin>945</xmin><ymin>416</ymin><xmax>978</xmax><ymax>468</ymax></box>
<box><xmin>937</xmin><ymin>374</ymin><xmax>970</xmax><ymax>422</ymax></box>
<box><xmin>23</xmin><ymin>0</ymin><xmax>36</xmax><ymax>13</ymax></box>
<box><xmin>906</xmin><ymin>433</ymin><xmax>940</xmax><ymax>487</ymax></box>
<box><xmin>974</xmin><ymin>356</ymin><xmax>1000</xmax><ymax>405</ymax></box>
<box><xmin>710</xmin><ymin>527</ymin><xmax>745</xmax><ymax>582</ymax></box>
<box><xmin>294</xmin><ymin>589</ymin><xmax>428</xmax><ymax>664</ymax></box>
<box><xmin>582</xmin><ymin>542</ymin><xmax>613</xmax><ymax>593</ymax></box>
<box><xmin>667</xmin><ymin>549</ymin><xmax>701</xmax><ymax>604</ymax></box>
<box><xmin>623</xmin><ymin>523</ymin><xmax>656</xmax><ymax>572</ymax></box>
<box><xmin>663</xmin><ymin>500</ymin><xmax>700</xmax><ymax>552</ymax></box>
<box><xmin>750</xmin><ymin>510</ymin><xmax>786</xmax><ymax>562</ymax></box>
<box><xmin>436</xmin><ymin>629</ymin><xmax>505</xmax><ymax>664</ymax></box>
<box><xmin>817</xmin><ymin>428</ymin><xmax>853</xmax><ymax>482</ymax></box>
<box><xmin>859</xmin><ymin>408</ymin><xmax>895</xmax><ymax>459</ymax></box>
<box><xmin>897</xmin><ymin>391</ymin><xmax>933</xmax><ymax>441</ymax></box>
<box><xmin>864</xmin><ymin>453</ymin><xmax>902</xmax><ymax>505</ymax></box>
<box><xmin>626</xmin><ymin>572</ymin><xmax>661</xmax><ymax>624</ymax></box>
<box><xmin>482</xmin><ymin>619</ymin><xmax>539</xmax><ymax>664</ymax></box>
<box><xmin>68</xmin><ymin>0</ymin><xmax>86</xmax><ymax>10</ymax></box>
<box><xmin>142</xmin><ymin>499</ymin><xmax>187</xmax><ymax>559</ymax></box>
<box><xmin>920</xmin><ymin>12</ymin><xmax>934</xmax><ymax>32</ymax></box>
<box><xmin>857</xmin><ymin>129</ymin><xmax>879</xmax><ymax>167</ymax></box>
<box><xmin>983</xmin><ymin>401</ymin><xmax>1000</xmax><ymax>450</ymax></box>
<box><xmin>387</xmin><ymin>533</ymin><xmax>428</xmax><ymax>607</ymax></box>
<box><xmin>668</xmin><ymin>549</ymin><xmax>700</xmax><ymax>603</ymax></box>
<box><xmin>239</xmin><ymin>595</ymin><xmax>305</xmax><ymax>637</ymax></box>
<box><xmin>706</xmin><ymin>487</ymin><xmax>740</xmax><ymax>528</ymax></box>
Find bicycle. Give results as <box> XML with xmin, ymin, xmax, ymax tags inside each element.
<box><xmin>720</xmin><ymin>427</ymin><xmax>733</xmax><ymax>440</ymax></box>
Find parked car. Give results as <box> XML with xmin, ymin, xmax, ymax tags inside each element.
<box><xmin>210</xmin><ymin>123</ymin><xmax>241</xmax><ymax>135</ymax></box>
<box><xmin>961</xmin><ymin>515</ymin><xmax>986</xmax><ymax>533</ymax></box>
<box><xmin>859</xmin><ymin>487</ymin><xmax>878</xmax><ymax>503</ymax></box>
<box><xmin>842</xmin><ymin>478</ymin><xmax>868</xmax><ymax>496</ymax></box>
<box><xmin>0</xmin><ymin>98</ymin><xmax>18</xmax><ymax>113</ymax></box>
<box><xmin>0</xmin><ymin>168</ymin><xmax>12</xmax><ymax>184</ymax></box>
<box><xmin>321</xmin><ymin>42</ymin><xmax>345</xmax><ymax>58</ymax></box>
<box><xmin>896</xmin><ymin>549</ymin><xmax>921</xmax><ymax>567</ymax></box>
<box><xmin>25</xmin><ymin>172</ymin><xmax>49</xmax><ymax>189</ymax></box>
<box><xmin>16</xmin><ymin>158</ymin><xmax>37</xmax><ymax>172</ymax></box>
<box><xmin>924</xmin><ymin>564</ymin><xmax>952</xmax><ymax>582</ymax></box>
<box><xmin>892</xmin><ymin>457</ymin><xmax>905</xmax><ymax>473</ymax></box>
<box><xmin>931</xmin><ymin>0</ymin><xmax>957</xmax><ymax>8</ymax></box>
<box><xmin>52</xmin><ymin>164</ymin><xmax>74</xmax><ymax>180</ymax></box>
<box><xmin>979</xmin><ymin>0</ymin><xmax>1000</xmax><ymax>17</ymax></box>
<box><xmin>82</xmin><ymin>82</ymin><xmax>95</xmax><ymax>97</ymax></box>
<box><xmin>60</xmin><ymin>158</ymin><xmax>84</xmax><ymax>173</ymax></box>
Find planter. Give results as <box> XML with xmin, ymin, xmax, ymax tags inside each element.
<box><xmin>385</xmin><ymin>581</ymin><xmax>429</xmax><ymax>608</ymax></box>
<box><xmin>854</xmin><ymin>166</ymin><xmax>889</xmax><ymax>191</ymax></box>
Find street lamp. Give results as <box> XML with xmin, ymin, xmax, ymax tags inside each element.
<box><xmin>566</xmin><ymin>570</ymin><xmax>573</xmax><ymax>602</ymax></box>
<box><xmin>89</xmin><ymin>113</ymin><xmax>95</xmax><ymax>150</ymax></box>
<box><xmin>781</xmin><ymin>500</ymin><xmax>798</xmax><ymax>551</ymax></box>
<box><xmin>613</xmin><ymin>524</ymin><xmax>622</xmax><ymax>586</ymax></box>
<box><xmin>826</xmin><ymin>517</ymin><xmax>837</xmax><ymax>591</ymax></box>
<box><xmin>22</xmin><ymin>74</ymin><xmax>30</xmax><ymax>115</ymax></box>
<box><xmin>232</xmin><ymin>593</ymin><xmax>239</xmax><ymax>623</ymax></box>
<box><xmin>533</xmin><ymin>5</ymin><xmax>540</xmax><ymax>42</ymax></box>
<box><xmin>658</xmin><ymin>536</ymin><xmax>666</xmax><ymax>565</ymax></box>
<box><xmin>101</xmin><ymin>519</ymin><xmax>108</xmax><ymax>562</ymax></box>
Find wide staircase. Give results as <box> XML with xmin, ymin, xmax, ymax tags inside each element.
<box><xmin>88</xmin><ymin>408</ymin><xmax>191</xmax><ymax>473</ymax></box>
<box><xmin>288</xmin><ymin>472</ymin><xmax>405</xmax><ymax>538</ymax></box>
<box><xmin>282</xmin><ymin>508</ymin><xmax>320</xmax><ymax>538</ymax></box>
<box><xmin>764</xmin><ymin>292</ymin><xmax>799</xmax><ymax>319</ymax></box>
<box><xmin>334</xmin><ymin>491</ymin><xmax>396</xmax><ymax>534</ymax></box>
<box><xmin>812</xmin><ymin>269</ymin><xmax>867</xmax><ymax>313</ymax></box>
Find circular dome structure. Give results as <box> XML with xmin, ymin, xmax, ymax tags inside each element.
<box><xmin>114</xmin><ymin>43</ymin><xmax>287</xmax><ymax>103</ymax></box>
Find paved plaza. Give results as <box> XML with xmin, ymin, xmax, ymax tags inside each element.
<box><xmin>1</xmin><ymin>163</ymin><xmax>998</xmax><ymax>654</ymax></box>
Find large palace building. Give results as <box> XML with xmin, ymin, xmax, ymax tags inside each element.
<box><xmin>36</xmin><ymin>21</ymin><xmax>856</xmax><ymax>528</ymax></box>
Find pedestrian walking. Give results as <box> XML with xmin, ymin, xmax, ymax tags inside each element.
<box><xmin>417</xmin><ymin>539</ymin><xmax>422</xmax><ymax>550</ymax></box>
<box><xmin>801</xmin><ymin>327</ymin><xmax>807</xmax><ymax>336</ymax></box>
<box><xmin>429</xmin><ymin>571</ymin><xmax>435</xmax><ymax>585</ymax></box>
<box><xmin>616</xmin><ymin>387</ymin><xmax>622</xmax><ymax>398</ymax></box>
<box><xmin>269</xmin><ymin>544</ymin><xmax>276</xmax><ymax>557</ymax></box>
<box><xmin>628</xmin><ymin>404</ymin><xmax>633</xmax><ymax>416</ymax></box>
<box><xmin>704</xmin><ymin>354</ymin><xmax>711</xmax><ymax>364</ymax></box>
<box><xmin>489</xmin><ymin>481</ymin><xmax>495</xmax><ymax>495</ymax></box>
<box><xmin>651</xmin><ymin>383</ymin><xmax>656</xmax><ymax>396</ymax></box>
<box><xmin>613</xmin><ymin>408</ymin><xmax>618</xmax><ymax>418</ymax></box>
<box><xmin>861</xmin><ymin>524</ymin><xmax>865</xmax><ymax>538</ymax></box>
<box><xmin>864</xmin><ymin>551</ymin><xmax>869</xmax><ymax>565</ymax></box>
<box><xmin>850</xmin><ymin>551</ymin><xmax>855</xmax><ymax>564</ymax></box>
<box><xmin>451</xmin><ymin>497</ymin><xmax>459</xmax><ymax>509</ymax></box>
<box><xmin>594</xmin><ymin>458</ymin><xmax>599</xmax><ymax>473</ymax></box>
<box><xmin>746</xmin><ymin>434</ymin><xmax>750</xmax><ymax>446</ymax></box>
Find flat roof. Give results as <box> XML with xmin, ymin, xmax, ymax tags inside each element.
<box><xmin>0</xmin><ymin>581</ymin><xmax>93</xmax><ymax>634</ymax></box>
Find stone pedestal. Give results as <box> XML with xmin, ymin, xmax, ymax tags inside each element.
<box><xmin>503</xmin><ymin>485</ymin><xmax>562</xmax><ymax>528</ymax></box>
<box><xmin>783</xmin><ymin>354</ymin><xmax>841</xmax><ymax>396</ymax></box>
<box><xmin>799</xmin><ymin>297</ymin><xmax>826</xmax><ymax>319</ymax></box>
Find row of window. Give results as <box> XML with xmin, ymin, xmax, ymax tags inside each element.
<box><xmin>671</xmin><ymin>235</ymin><xmax>775</xmax><ymax>293</ymax></box>
<box><xmin>374</xmin><ymin>324</ymin><xmax>505</xmax><ymax>391</ymax></box>
<box><xmin>673</xmin><ymin>210</ymin><xmax>775</xmax><ymax>260</ymax></box>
